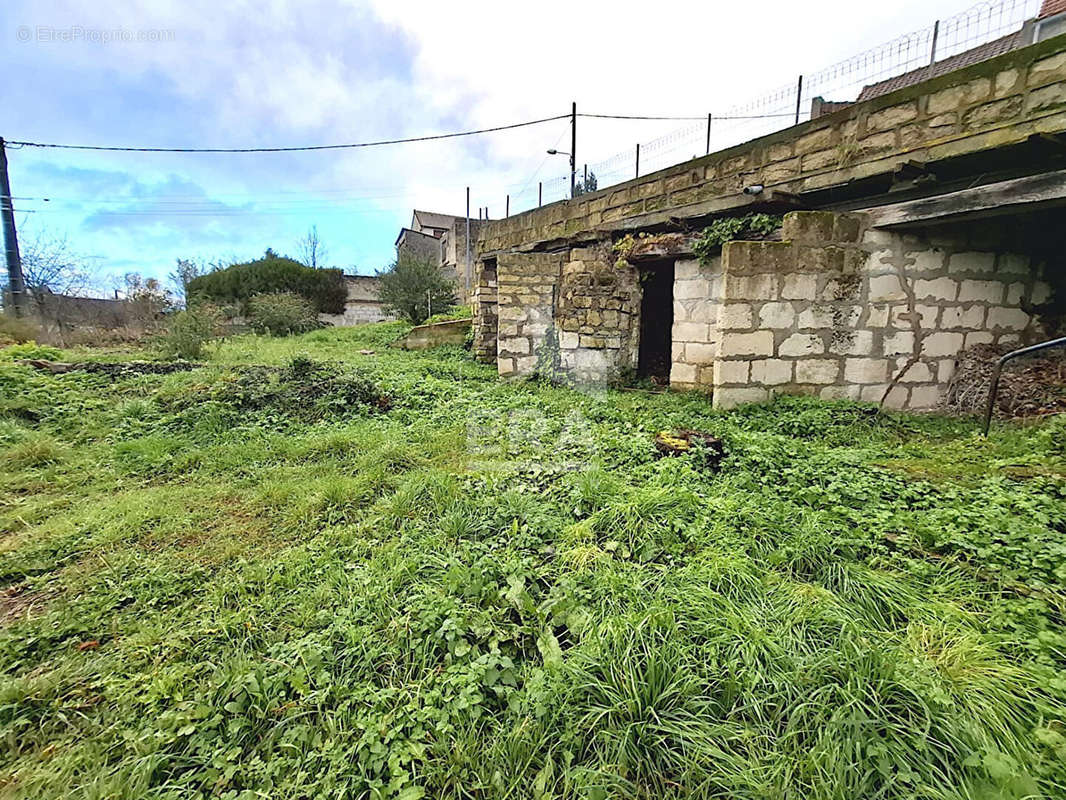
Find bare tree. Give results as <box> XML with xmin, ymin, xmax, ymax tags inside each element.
<box><xmin>297</xmin><ymin>225</ymin><xmax>329</xmax><ymax>269</ymax></box>
<box><xmin>169</xmin><ymin>258</ymin><xmax>206</xmax><ymax>306</ymax></box>
<box><xmin>20</xmin><ymin>230</ymin><xmax>92</xmax><ymax>301</ymax></box>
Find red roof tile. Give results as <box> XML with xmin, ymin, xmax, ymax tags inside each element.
<box><xmin>856</xmin><ymin>29</ymin><xmax>1028</xmax><ymax>102</ymax></box>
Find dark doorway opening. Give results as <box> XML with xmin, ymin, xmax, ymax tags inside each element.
<box><xmin>637</xmin><ymin>260</ymin><xmax>674</xmax><ymax>385</ymax></box>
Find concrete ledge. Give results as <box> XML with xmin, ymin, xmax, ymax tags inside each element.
<box><xmin>390</xmin><ymin>318</ymin><xmax>471</xmax><ymax>350</ymax></box>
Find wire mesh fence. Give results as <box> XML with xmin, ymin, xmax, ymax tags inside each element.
<box><xmin>494</xmin><ymin>0</ymin><xmax>1043</xmax><ymax>219</ymax></box>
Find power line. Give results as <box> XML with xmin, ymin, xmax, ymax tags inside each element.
<box><xmin>7</xmin><ymin>114</ymin><xmax>571</xmax><ymax>153</ymax></box>
<box><xmin>579</xmin><ymin>112</ymin><xmax>799</xmax><ymax>121</ymax></box>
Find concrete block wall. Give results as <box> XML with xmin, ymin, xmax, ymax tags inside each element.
<box><xmin>709</xmin><ymin>211</ymin><xmax>1049</xmax><ymax>410</ymax></box>
<box><xmin>670</xmin><ymin>256</ymin><xmax>723</xmax><ymax>390</ymax></box>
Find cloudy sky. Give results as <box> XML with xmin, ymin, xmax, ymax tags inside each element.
<box><xmin>1</xmin><ymin>0</ymin><xmax>995</xmax><ymax>291</ymax></box>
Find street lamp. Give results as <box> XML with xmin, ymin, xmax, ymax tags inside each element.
<box><xmin>547</xmin><ymin>148</ymin><xmax>576</xmax><ymax>199</ymax></box>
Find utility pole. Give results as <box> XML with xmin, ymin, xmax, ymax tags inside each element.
<box><xmin>0</xmin><ymin>138</ymin><xmax>27</xmax><ymax>317</ymax></box>
<box><xmin>570</xmin><ymin>101</ymin><xmax>577</xmax><ymax>199</ymax></box>
<box><xmin>465</xmin><ymin>187</ymin><xmax>471</xmax><ymax>297</ymax></box>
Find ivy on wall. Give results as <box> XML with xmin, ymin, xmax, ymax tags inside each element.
<box><xmin>692</xmin><ymin>214</ymin><xmax>782</xmax><ymax>264</ymax></box>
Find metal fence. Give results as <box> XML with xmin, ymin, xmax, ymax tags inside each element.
<box><xmin>492</xmin><ymin>0</ymin><xmax>1042</xmax><ymax>217</ymax></box>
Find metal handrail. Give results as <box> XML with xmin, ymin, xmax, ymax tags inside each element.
<box><xmin>982</xmin><ymin>336</ymin><xmax>1066</xmax><ymax>435</ymax></box>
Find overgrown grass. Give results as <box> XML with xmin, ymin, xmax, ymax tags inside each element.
<box><xmin>0</xmin><ymin>322</ymin><xmax>1064</xmax><ymax>799</ymax></box>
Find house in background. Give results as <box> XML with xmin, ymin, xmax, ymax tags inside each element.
<box><xmin>395</xmin><ymin>210</ymin><xmax>481</xmax><ymax>304</ymax></box>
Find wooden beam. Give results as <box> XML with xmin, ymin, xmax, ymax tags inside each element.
<box><xmin>860</xmin><ymin>169</ymin><xmax>1066</xmax><ymax>228</ymax></box>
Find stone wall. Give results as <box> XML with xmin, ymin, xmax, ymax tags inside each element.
<box><xmin>496</xmin><ymin>253</ymin><xmax>565</xmax><ymax>377</ymax></box>
<box><xmin>556</xmin><ymin>247</ymin><xmax>641</xmax><ymax>384</ymax></box>
<box><xmin>472</xmin><ymin>258</ymin><xmax>498</xmax><ymax>363</ymax></box>
<box><xmin>670</xmin><ymin>256</ymin><xmax>723</xmax><ymax>390</ymax></box>
<box><xmin>709</xmin><ymin>212</ymin><xmax>1051</xmax><ymax>409</ymax></box>
<box><xmin>317</xmin><ymin>275</ymin><xmax>393</xmax><ymax>327</ymax></box>
<box><xmin>475</xmin><ymin>34</ymin><xmax>1066</xmax><ymax>257</ymax></box>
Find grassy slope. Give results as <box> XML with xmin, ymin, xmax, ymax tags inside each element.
<box><xmin>0</xmin><ymin>323</ymin><xmax>1064</xmax><ymax>799</ymax></box>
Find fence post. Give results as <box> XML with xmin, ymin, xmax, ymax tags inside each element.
<box><xmin>538</xmin><ymin>182</ymin><xmax>542</xmax><ymax>207</ymax></box>
<box><xmin>506</xmin><ymin>195</ymin><xmax>510</xmax><ymax>218</ymax></box>
<box><xmin>794</xmin><ymin>75</ymin><xmax>803</xmax><ymax>125</ymax></box>
<box><xmin>706</xmin><ymin>113</ymin><xmax>712</xmax><ymax>155</ymax></box>
<box><xmin>930</xmin><ymin>20</ymin><xmax>940</xmax><ymax>65</ymax></box>
<box><xmin>635</xmin><ymin>144</ymin><xmax>640</xmax><ymax>178</ymax></box>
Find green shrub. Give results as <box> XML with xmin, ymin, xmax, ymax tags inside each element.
<box><xmin>0</xmin><ymin>313</ymin><xmax>40</xmax><ymax>345</ymax></box>
<box><xmin>157</xmin><ymin>306</ymin><xmax>222</xmax><ymax>360</ymax></box>
<box><xmin>377</xmin><ymin>253</ymin><xmax>456</xmax><ymax>325</ymax></box>
<box><xmin>247</xmin><ymin>292</ymin><xmax>322</xmax><ymax>336</ymax></box>
<box><xmin>692</xmin><ymin>213</ymin><xmax>782</xmax><ymax>263</ymax></box>
<box><xmin>0</xmin><ymin>341</ymin><xmax>63</xmax><ymax>361</ymax></box>
<box><xmin>187</xmin><ymin>251</ymin><xmax>347</xmax><ymax>314</ymax></box>
<box><xmin>424</xmin><ymin>305</ymin><xmax>472</xmax><ymax>325</ymax></box>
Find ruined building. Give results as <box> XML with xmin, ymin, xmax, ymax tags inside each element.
<box><xmin>470</xmin><ymin>31</ymin><xmax>1066</xmax><ymax>409</ymax></box>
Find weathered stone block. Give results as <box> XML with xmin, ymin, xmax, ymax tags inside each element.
<box><xmin>1026</xmin><ymin>83</ymin><xmax>1066</xmax><ymax>113</ymax></box>
<box><xmin>671</xmin><ymin>362</ymin><xmax>698</xmax><ymax>384</ymax></box>
<box><xmin>686</xmin><ymin>342</ymin><xmax>718</xmax><ymax>363</ymax></box>
<box><xmin>1029</xmin><ymin>52</ymin><xmax>1066</xmax><ymax>85</ymax></box>
<box><xmin>997</xmin><ymin>253</ymin><xmax>1029</xmax><ymax>275</ymax></box>
<box><xmin>795</xmin><ymin>359</ymin><xmax>840</xmax><ymax>384</ymax></box>
<box><xmin>794</xmin><ymin>127</ymin><xmax>835</xmax><ymax>154</ymax></box>
<box><xmin>920</xmin><ymin>331</ymin><xmax>965</xmax><ymax>357</ymax></box>
<box><xmin>986</xmin><ymin>306</ymin><xmax>1031</xmax><ymax>330</ymax></box>
<box><xmin>560</xmin><ymin>331</ymin><xmax>579</xmax><ymax>349</ymax></box>
<box><xmin>961</xmin><ymin>96</ymin><xmax>1023</xmax><ymax>131</ymax></box>
<box><xmin>782</xmin><ymin>211</ymin><xmax>835</xmax><ymax>244</ymax></box>
<box><xmin>713</xmin><ymin>386</ymin><xmax>770</xmax><ymax>409</ymax></box>
<box><xmin>758</xmin><ymin>301</ymin><xmax>796</xmax><ymax>328</ymax></box>
<box><xmin>821</xmin><ymin>385</ymin><xmax>863</xmax><ymax>400</ymax></box>
<box><xmin>718</xmin><ymin>302</ymin><xmax>754</xmax><ymax>329</ymax></box>
<box><xmin>883</xmin><ymin>331</ymin><xmax>915</xmax><ymax>356</ymax></box>
<box><xmin>948</xmin><ymin>251</ymin><xmax>995</xmax><ymax>274</ymax></box>
<box><xmin>723</xmin><ymin>273</ymin><xmax>778</xmax><ymax>301</ymax></box>
<box><xmin>720</xmin><ymin>331</ymin><xmax>774</xmax><ymax>357</ymax></box>
<box><xmin>965</xmin><ymin>331</ymin><xmax>995</xmax><ymax>348</ymax></box>
<box><xmin>913</xmin><ymin>277</ymin><xmax>959</xmax><ymax>301</ymax></box>
<box><xmin>1032</xmin><ymin>282</ymin><xmax>1052</xmax><ymax>305</ymax></box>
<box><xmin>882</xmin><ymin>385</ymin><xmax>910</xmax><ymax>409</ymax></box>
<box><xmin>713</xmin><ymin>359</ymin><xmax>749</xmax><ymax>385</ymax></box>
<box><xmin>779</xmin><ymin>333</ymin><xmax>824</xmax><ymax>356</ymax></box>
<box><xmin>994</xmin><ymin>68</ymin><xmax>1020</xmax><ymax>97</ymax></box>
<box><xmin>927</xmin><ymin>77</ymin><xmax>991</xmax><ymax>114</ymax></box>
<box><xmin>940</xmin><ymin>304</ymin><xmax>986</xmax><ymax>328</ymax></box>
<box><xmin>829</xmin><ymin>329</ymin><xmax>874</xmax><ymax>355</ymax></box>
<box><xmin>898</xmin><ymin>360</ymin><xmax>934</xmax><ymax>382</ymax></box>
<box><xmin>675</xmin><ymin>279</ymin><xmax>710</xmax><ymax>300</ymax></box>
<box><xmin>845</xmin><ymin>357</ymin><xmax>889</xmax><ymax>383</ymax></box>
<box><xmin>869</xmin><ymin>274</ymin><xmax>906</xmax><ymax>302</ymax></box>
<box><xmin>858</xmin><ymin>131</ymin><xmax>897</xmax><ymax>155</ymax></box>
<box><xmin>797</xmin><ymin>305</ymin><xmax>861</xmax><ymax>329</ymax></box>
<box><xmin>499</xmin><ymin>337</ymin><xmax>531</xmax><ymax>355</ymax></box>
<box><xmin>780</xmin><ymin>273</ymin><xmax>818</xmax><ymax>301</ymax></box>
<box><xmin>958</xmin><ymin>280</ymin><xmax>1004</xmax><ymax>304</ymax></box>
<box><xmin>866</xmin><ymin>101</ymin><xmax>918</xmax><ymax>131</ymax></box>
<box><xmin>674</xmin><ymin>259</ymin><xmax>703</xmax><ymax>280</ymax></box>
<box><xmin>751</xmin><ymin>358</ymin><xmax>793</xmax><ymax>385</ymax></box>
<box><xmin>674</xmin><ymin>321</ymin><xmax>710</xmax><ymax>342</ymax></box>
<box><xmin>860</xmin><ymin>383</ymin><xmax>890</xmax><ymax>402</ymax></box>
<box><xmin>908</xmin><ymin>386</ymin><xmax>943</xmax><ymax>408</ymax></box>
<box><xmin>800</xmin><ymin>148</ymin><xmax>840</xmax><ymax>171</ymax></box>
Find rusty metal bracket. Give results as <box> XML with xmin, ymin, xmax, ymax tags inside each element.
<box><xmin>982</xmin><ymin>335</ymin><xmax>1066</xmax><ymax>435</ymax></box>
